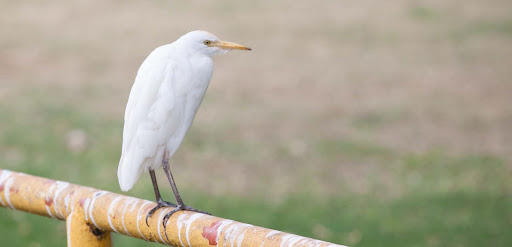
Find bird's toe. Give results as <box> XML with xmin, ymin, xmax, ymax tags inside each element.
<box><xmin>183</xmin><ymin>205</ymin><xmax>211</xmax><ymax>215</ymax></box>
<box><xmin>146</xmin><ymin>200</ymin><xmax>178</xmax><ymax>226</ymax></box>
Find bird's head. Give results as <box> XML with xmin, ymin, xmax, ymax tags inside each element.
<box><xmin>177</xmin><ymin>30</ymin><xmax>251</xmax><ymax>57</ymax></box>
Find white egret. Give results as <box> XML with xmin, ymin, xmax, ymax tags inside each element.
<box><xmin>117</xmin><ymin>30</ymin><xmax>251</xmax><ymax>228</ymax></box>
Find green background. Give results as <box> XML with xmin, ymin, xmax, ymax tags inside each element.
<box><xmin>1</xmin><ymin>0</ymin><xmax>511</xmax><ymax>246</ymax></box>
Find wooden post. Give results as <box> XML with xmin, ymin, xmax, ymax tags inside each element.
<box><xmin>66</xmin><ymin>209</ymin><xmax>112</xmax><ymax>247</ymax></box>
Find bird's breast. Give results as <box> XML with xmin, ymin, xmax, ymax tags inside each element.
<box><xmin>164</xmin><ymin>57</ymin><xmax>213</xmax><ymax>156</ymax></box>
<box><xmin>173</xmin><ymin>55</ymin><xmax>213</xmax><ymax>130</ymax></box>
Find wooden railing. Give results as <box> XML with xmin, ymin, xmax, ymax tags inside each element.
<box><xmin>0</xmin><ymin>169</ymin><xmax>346</xmax><ymax>247</ymax></box>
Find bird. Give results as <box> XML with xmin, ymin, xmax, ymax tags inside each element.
<box><xmin>117</xmin><ymin>30</ymin><xmax>251</xmax><ymax>229</ymax></box>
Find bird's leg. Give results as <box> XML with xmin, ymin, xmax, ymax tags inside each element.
<box><xmin>145</xmin><ymin>168</ymin><xmax>177</xmax><ymax>226</ymax></box>
<box><xmin>161</xmin><ymin>152</ymin><xmax>210</xmax><ymax>237</ymax></box>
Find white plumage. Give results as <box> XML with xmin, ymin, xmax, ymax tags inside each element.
<box><xmin>118</xmin><ymin>30</ymin><xmax>250</xmax><ymax>192</ymax></box>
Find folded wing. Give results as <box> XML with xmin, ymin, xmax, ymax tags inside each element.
<box><xmin>118</xmin><ymin>51</ymin><xmax>178</xmax><ymax>192</ymax></box>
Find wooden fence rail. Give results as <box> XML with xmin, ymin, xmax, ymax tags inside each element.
<box><xmin>0</xmin><ymin>169</ymin><xmax>346</xmax><ymax>247</ymax></box>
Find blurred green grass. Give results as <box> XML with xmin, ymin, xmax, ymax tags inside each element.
<box><xmin>1</xmin><ymin>0</ymin><xmax>512</xmax><ymax>246</ymax></box>
<box><xmin>0</xmin><ymin>92</ymin><xmax>510</xmax><ymax>247</ymax></box>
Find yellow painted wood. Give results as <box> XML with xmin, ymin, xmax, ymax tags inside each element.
<box><xmin>0</xmin><ymin>169</ymin><xmax>346</xmax><ymax>247</ymax></box>
<box><xmin>66</xmin><ymin>209</ymin><xmax>112</xmax><ymax>247</ymax></box>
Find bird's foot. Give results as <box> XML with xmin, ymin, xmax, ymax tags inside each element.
<box><xmin>162</xmin><ymin>204</ymin><xmax>211</xmax><ymax>242</ymax></box>
<box><xmin>162</xmin><ymin>204</ymin><xmax>210</xmax><ymax>226</ymax></box>
<box><xmin>145</xmin><ymin>200</ymin><xmax>177</xmax><ymax>226</ymax></box>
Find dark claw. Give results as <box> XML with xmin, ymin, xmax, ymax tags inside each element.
<box><xmin>162</xmin><ymin>205</ymin><xmax>211</xmax><ymax>242</ymax></box>
<box><xmin>162</xmin><ymin>207</ymin><xmax>181</xmax><ymax>227</ymax></box>
<box><xmin>145</xmin><ymin>200</ymin><xmax>177</xmax><ymax>227</ymax></box>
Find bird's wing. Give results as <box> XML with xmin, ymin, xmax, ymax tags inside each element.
<box><xmin>118</xmin><ymin>53</ymin><xmax>178</xmax><ymax>191</ymax></box>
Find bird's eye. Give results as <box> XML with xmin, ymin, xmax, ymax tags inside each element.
<box><xmin>204</xmin><ymin>40</ymin><xmax>211</xmax><ymax>45</ymax></box>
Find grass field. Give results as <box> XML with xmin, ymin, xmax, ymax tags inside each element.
<box><xmin>1</xmin><ymin>1</ymin><xmax>511</xmax><ymax>246</ymax></box>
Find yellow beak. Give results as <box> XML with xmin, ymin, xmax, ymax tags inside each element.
<box><xmin>213</xmin><ymin>40</ymin><xmax>252</xmax><ymax>51</ymax></box>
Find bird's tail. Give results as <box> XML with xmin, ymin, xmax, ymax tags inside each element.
<box><xmin>117</xmin><ymin>151</ymin><xmax>145</xmax><ymax>192</ymax></box>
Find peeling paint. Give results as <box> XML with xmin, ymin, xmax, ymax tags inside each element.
<box><xmin>266</xmin><ymin>230</ymin><xmax>281</xmax><ymax>238</ymax></box>
<box><xmin>136</xmin><ymin>201</ymin><xmax>151</xmax><ymax>241</ymax></box>
<box><xmin>0</xmin><ymin>171</ymin><xmax>12</xmax><ymax>207</ymax></box>
<box><xmin>88</xmin><ymin>191</ymin><xmax>108</xmax><ymax>230</ymax></box>
<box><xmin>66</xmin><ymin>213</ymin><xmax>73</xmax><ymax>247</ymax></box>
<box><xmin>223</xmin><ymin>222</ymin><xmax>252</xmax><ymax>247</ymax></box>
<box><xmin>69</xmin><ymin>192</ymin><xmax>78</xmax><ymax>216</ymax></box>
<box><xmin>9</xmin><ymin>186</ymin><xmax>18</xmax><ymax>193</ymax></box>
<box><xmin>260</xmin><ymin>230</ymin><xmax>281</xmax><ymax>247</ymax></box>
<box><xmin>0</xmin><ymin>169</ymin><xmax>346</xmax><ymax>247</ymax></box>
<box><xmin>203</xmin><ymin>220</ymin><xmax>222</xmax><ymax>245</ymax></box>
<box><xmin>177</xmin><ymin>213</ymin><xmax>188</xmax><ymax>247</ymax></box>
<box><xmin>156</xmin><ymin>209</ymin><xmax>167</xmax><ymax>244</ymax></box>
<box><xmin>45</xmin><ymin>182</ymin><xmax>57</xmax><ymax>218</ymax></box>
<box><xmin>281</xmin><ymin>234</ymin><xmax>307</xmax><ymax>247</ymax></box>
<box><xmin>64</xmin><ymin>194</ymin><xmax>71</xmax><ymax>214</ymax></box>
<box><xmin>3</xmin><ymin>177</ymin><xmax>15</xmax><ymax>209</ymax></box>
<box><xmin>236</xmin><ymin>228</ymin><xmax>248</xmax><ymax>247</ymax></box>
<box><xmin>185</xmin><ymin>213</ymin><xmax>204</xmax><ymax>247</ymax></box>
<box><xmin>53</xmin><ymin>181</ymin><xmax>69</xmax><ymax>218</ymax></box>
<box><xmin>129</xmin><ymin>198</ymin><xmax>139</xmax><ymax>211</ymax></box>
<box><xmin>83</xmin><ymin>198</ymin><xmax>91</xmax><ymax>222</ymax></box>
<box><xmin>121</xmin><ymin>198</ymin><xmax>135</xmax><ymax>236</ymax></box>
<box><xmin>45</xmin><ymin>198</ymin><xmax>54</xmax><ymax>206</ymax></box>
<box><xmin>0</xmin><ymin>170</ymin><xmax>10</xmax><ymax>183</ymax></box>
<box><xmin>107</xmin><ymin>196</ymin><xmax>122</xmax><ymax>233</ymax></box>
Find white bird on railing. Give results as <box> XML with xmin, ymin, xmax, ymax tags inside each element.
<box><xmin>117</xmin><ymin>30</ymin><xmax>251</xmax><ymax>228</ymax></box>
